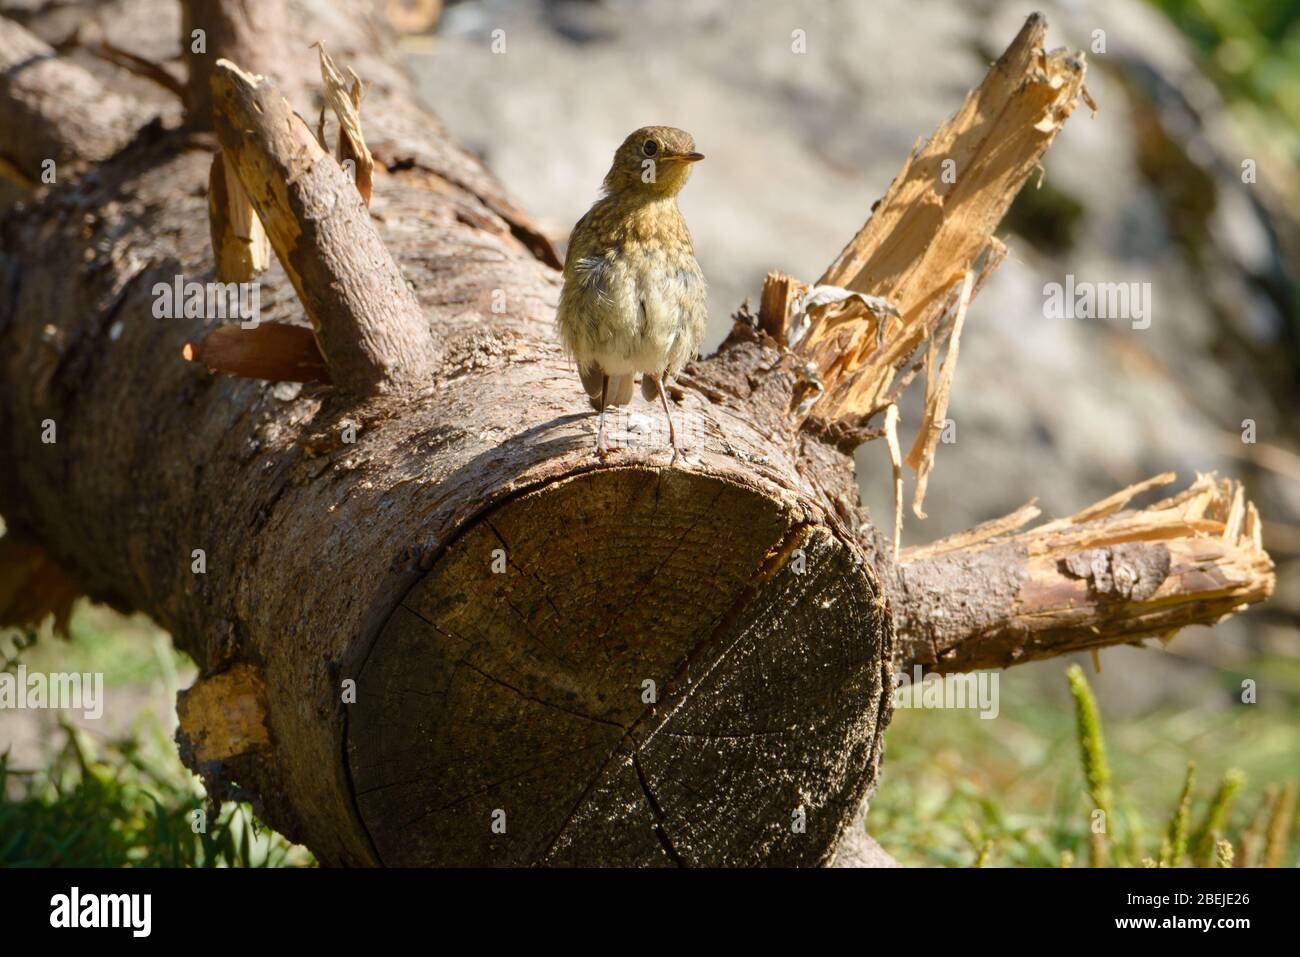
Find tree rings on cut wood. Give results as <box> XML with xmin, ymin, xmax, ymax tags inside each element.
<box><xmin>348</xmin><ymin>467</ymin><xmax>889</xmax><ymax>866</ymax></box>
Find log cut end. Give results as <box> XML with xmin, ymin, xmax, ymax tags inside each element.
<box><xmin>347</xmin><ymin>467</ymin><xmax>891</xmax><ymax>866</ymax></box>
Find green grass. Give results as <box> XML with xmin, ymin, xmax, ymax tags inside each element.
<box><xmin>0</xmin><ymin>722</ymin><xmax>310</xmax><ymax>867</ymax></box>
<box><xmin>869</xmin><ymin>654</ymin><xmax>1300</xmax><ymax>867</ymax></box>
<box><xmin>1</xmin><ymin>605</ymin><xmax>312</xmax><ymax>868</ymax></box>
<box><xmin>1148</xmin><ymin>0</ymin><xmax>1300</xmax><ymax>178</ymax></box>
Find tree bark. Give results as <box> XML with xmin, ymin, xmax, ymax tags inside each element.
<box><xmin>0</xmin><ymin>15</ymin><xmax>151</xmax><ymax>187</ymax></box>
<box><xmin>0</xmin><ymin>1</ymin><xmax>1273</xmax><ymax>866</ymax></box>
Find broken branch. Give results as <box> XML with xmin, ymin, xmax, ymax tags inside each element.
<box><xmin>796</xmin><ymin>14</ymin><xmax>1083</xmax><ymax>429</ymax></box>
<box><xmin>772</xmin><ymin>9</ymin><xmax>1083</xmax><ymax>480</ymax></box>
<box><xmin>892</xmin><ymin>474</ymin><xmax>1275</xmax><ymax>673</ymax></box>
<box><xmin>208</xmin><ymin>59</ymin><xmax>439</xmax><ymax>394</ymax></box>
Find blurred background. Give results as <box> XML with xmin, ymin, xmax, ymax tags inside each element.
<box><xmin>2</xmin><ymin>0</ymin><xmax>1297</xmax><ymax>866</ymax></box>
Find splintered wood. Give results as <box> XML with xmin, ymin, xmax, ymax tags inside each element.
<box><xmin>208</xmin><ymin>150</ymin><xmax>270</xmax><ymax>281</ymax></box>
<box><xmin>904</xmin><ymin>268</ymin><xmax>973</xmax><ymax>519</ymax></box>
<box><xmin>182</xmin><ymin>323</ymin><xmax>331</xmax><ymax>383</ymax></box>
<box><xmin>190</xmin><ymin>57</ymin><xmax>438</xmax><ymax>393</ymax></box>
<box><xmin>316</xmin><ymin>42</ymin><xmax>375</xmax><ymax>207</ymax></box>
<box><xmin>758</xmin><ymin>13</ymin><xmax>1089</xmax><ymax>524</ymax></box>
<box><xmin>188</xmin><ymin>44</ymin><xmax>392</xmax><ymax>384</ymax></box>
<box><xmin>800</xmin><ymin>14</ymin><xmax>1085</xmax><ymax>418</ymax></box>
<box><xmin>894</xmin><ymin>473</ymin><xmax>1276</xmax><ymax>673</ymax></box>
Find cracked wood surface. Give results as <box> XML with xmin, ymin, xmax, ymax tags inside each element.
<box><xmin>352</xmin><ymin>470</ymin><xmax>888</xmax><ymax>865</ymax></box>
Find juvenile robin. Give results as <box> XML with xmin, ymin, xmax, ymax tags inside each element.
<box><xmin>556</xmin><ymin>126</ymin><xmax>707</xmax><ymax>460</ymax></box>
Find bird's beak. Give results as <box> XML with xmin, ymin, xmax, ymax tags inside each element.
<box><xmin>665</xmin><ymin>151</ymin><xmax>705</xmax><ymax>164</ymax></box>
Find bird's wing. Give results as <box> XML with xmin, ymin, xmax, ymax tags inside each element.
<box><xmin>683</xmin><ymin>263</ymin><xmax>708</xmax><ymax>351</ymax></box>
<box><xmin>663</xmin><ymin>262</ymin><xmax>708</xmax><ymax>378</ymax></box>
<box><xmin>563</xmin><ymin>210</ymin><xmax>591</xmax><ymax>273</ymax></box>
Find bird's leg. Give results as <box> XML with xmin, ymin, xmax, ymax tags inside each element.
<box><xmin>596</xmin><ymin>374</ymin><xmax>609</xmax><ymax>457</ymax></box>
<box><xmin>654</xmin><ymin>374</ymin><xmax>680</xmax><ymax>463</ymax></box>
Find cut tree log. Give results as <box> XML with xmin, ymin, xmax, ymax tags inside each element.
<box><xmin>0</xmin><ymin>1</ymin><xmax>1274</xmax><ymax>866</ymax></box>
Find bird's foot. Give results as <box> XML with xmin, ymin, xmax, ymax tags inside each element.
<box><xmin>596</xmin><ymin>401</ymin><xmax>609</xmax><ymax>458</ymax></box>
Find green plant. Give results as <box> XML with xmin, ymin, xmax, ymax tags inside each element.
<box><xmin>1054</xmin><ymin>666</ymin><xmax>1289</xmax><ymax>868</ymax></box>
<box><xmin>869</xmin><ymin>659</ymin><xmax>1298</xmax><ymax>867</ymax></box>
<box><xmin>0</xmin><ymin>720</ymin><xmax>311</xmax><ymax>867</ymax></box>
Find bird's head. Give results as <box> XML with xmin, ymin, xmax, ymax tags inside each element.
<box><xmin>602</xmin><ymin>126</ymin><xmax>703</xmax><ymax>198</ymax></box>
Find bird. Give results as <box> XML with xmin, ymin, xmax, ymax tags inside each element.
<box><xmin>556</xmin><ymin>126</ymin><xmax>707</xmax><ymax>460</ymax></box>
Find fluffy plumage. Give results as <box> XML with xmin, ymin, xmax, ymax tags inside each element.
<box><xmin>556</xmin><ymin>126</ymin><xmax>707</xmax><ymax>455</ymax></box>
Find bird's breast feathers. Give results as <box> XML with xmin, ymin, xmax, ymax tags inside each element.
<box><xmin>558</xmin><ymin>209</ymin><xmax>705</xmax><ymax>376</ymax></box>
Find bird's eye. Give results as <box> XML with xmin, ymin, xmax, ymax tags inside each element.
<box><xmin>642</xmin><ymin>140</ymin><xmax>658</xmax><ymax>157</ymax></box>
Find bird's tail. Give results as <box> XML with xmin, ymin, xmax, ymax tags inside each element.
<box><xmin>580</xmin><ymin>365</ymin><xmax>635</xmax><ymax>410</ymax></box>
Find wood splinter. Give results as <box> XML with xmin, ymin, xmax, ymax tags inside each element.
<box><xmin>183</xmin><ymin>324</ymin><xmax>331</xmax><ymax>384</ymax></box>
<box><xmin>774</xmin><ymin>12</ymin><xmax>1088</xmax><ymax>497</ymax></box>
<box><xmin>316</xmin><ymin>42</ymin><xmax>374</xmax><ymax>207</ymax></box>
<box><xmin>208</xmin><ymin>150</ymin><xmax>271</xmax><ymax>282</ymax></box>
<box><xmin>199</xmin><ymin>58</ymin><xmax>438</xmax><ymax>394</ymax></box>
